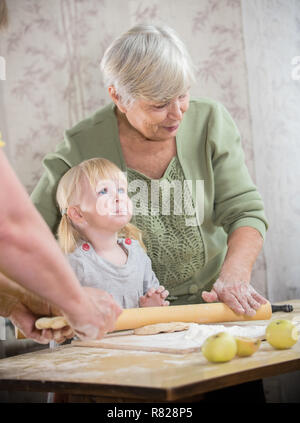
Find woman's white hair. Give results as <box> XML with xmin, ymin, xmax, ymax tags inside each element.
<box><xmin>100</xmin><ymin>24</ymin><xmax>195</xmax><ymax>107</ymax></box>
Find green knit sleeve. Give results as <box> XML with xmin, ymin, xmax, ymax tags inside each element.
<box><xmin>30</xmin><ymin>151</ymin><xmax>72</xmax><ymax>234</ymax></box>
<box><xmin>30</xmin><ymin>104</ymin><xmax>124</xmax><ymax>235</ymax></box>
<box><xmin>208</xmin><ymin>102</ymin><xmax>268</xmax><ymax>239</ymax></box>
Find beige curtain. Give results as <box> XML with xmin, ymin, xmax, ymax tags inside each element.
<box><xmin>1</xmin><ymin>0</ymin><xmax>299</xmax><ymax>302</ymax></box>
<box><xmin>242</xmin><ymin>0</ymin><xmax>300</xmax><ymax>302</ymax></box>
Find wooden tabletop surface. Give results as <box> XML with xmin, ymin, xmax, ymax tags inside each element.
<box><xmin>0</xmin><ymin>300</ymin><xmax>299</xmax><ymax>402</ymax></box>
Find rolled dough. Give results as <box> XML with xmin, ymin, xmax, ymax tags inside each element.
<box><xmin>134</xmin><ymin>322</ymin><xmax>191</xmax><ymax>335</ymax></box>
<box><xmin>35</xmin><ymin>316</ymin><xmax>68</xmax><ymax>330</ymax></box>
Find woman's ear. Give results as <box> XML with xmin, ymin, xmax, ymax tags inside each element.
<box><xmin>108</xmin><ymin>86</ymin><xmax>127</xmax><ymax>114</ymax></box>
<box><xmin>67</xmin><ymin>206</ymin><xmax>85</xmax><ymax>225</ymax></box>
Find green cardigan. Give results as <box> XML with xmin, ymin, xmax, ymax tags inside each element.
<box><xmin>31</xmin><ymin>98</ymin><xmax>268</xmax><ymax>304</ymax></box>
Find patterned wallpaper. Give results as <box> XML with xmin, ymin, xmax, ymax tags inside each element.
<box><xmin>0</xmin><ymin>0</ymin><xmax>253</xmax><ymax>190</ymax></box>
<box><xmin>0</xmin><ymin>0</ymin><xmax>299</xmax><ymax>301</ymax></box>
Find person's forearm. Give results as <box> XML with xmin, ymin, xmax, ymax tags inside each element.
<box><xmin>0</xmin><ymin>273</ymin><xmax>27</xmax><ymax>307</ymax></box>
<box><xmin>0</xmin><ymin>151</ymin><xmax>87</xmax><ymax>315</ymax></box>
<box><xmin>0</xmin><ymin>272</ymin><xmax>55</xmax><ymax>317</ymax></box>
<box><xmin>0</xmin><ymin>275</ymin><xmax>19</xmax><ymax>317</ymax></box>
<box><xmin>219</xmin><ymin>226</ymin><xmax>264</xmax><ymax>283</ymax></box>
<box><xmin>0</xmin><ymin>217</ymin><xmax>87</xmax><ymax>316</ymax></box>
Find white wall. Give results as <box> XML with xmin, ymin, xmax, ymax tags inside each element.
<box><xmin>241</xmin><ymin>0</ymin><xmax>300</xmax><ymax>302</ymax></box>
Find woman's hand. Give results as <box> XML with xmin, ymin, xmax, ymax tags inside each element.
<box><xmin>10</xmin><ymin>287</ymin><xmax>122</xmax><ymax>343</ymax></box>
<box><xmin>2</xmin><ymin>273</ymin><xmax>122</xmax><ymax>343</ymax></box>
<box><xmin>202</xmin><ymin>227</ymin><xmax>268</xmax><ymax>316</ymax></box>
<box><xmin>202</xmin><ymin>279</ymin><xmax>268</xmax><ymax>316</ymax></box>
<box><xmin>139</xmin><ymin>286</ymin><xmax>170</xmax><ymax>307</ymax></box>
<box><xmin>0</xmin><ymin>272</ymin><xmax>73</xmax><ymax>344</ymax></box>
<box><xmin>3</xmin><ymin>281</ymin><xmax>75</xmax><ymax>344</ymax></box>
<box><xmin>63</xmin><ymin>287</ymin><xmax>123</xmax><ymax>340</ymax></box>
<box><xmin>9</xmin><ymin>302</ymin><xmax>73</xmax><ymax>344</ymax></box>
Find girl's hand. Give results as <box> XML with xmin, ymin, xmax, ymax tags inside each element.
<box><xmin>139</xmin><ymin>286</ymin><xmax>169</xmax><ymax>307</ymax></box>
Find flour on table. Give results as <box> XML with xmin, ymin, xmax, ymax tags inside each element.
<box><xmin>183</xmin><ymin>323</ymin><xmax>267</xmax><ymax>345</ymax></box>
<box><xmin>75</xmin><ymin>323</ymin><xmax>269</xmax><ymax>354</ymax></box>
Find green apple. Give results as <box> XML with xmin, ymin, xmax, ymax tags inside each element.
<box><xmin>235</xmin><ymin>336</ymin><xmax>261</xmax><ymax>357</ymax></box>
<box><xmin>202</xmin><ymin>332</ymin><xmax>237</xmax><ymax>363</ymax></box>
<box><xmin>266</xmin><ymin>319</ymin><xmax>298</xmax><ymax>349</ymax></box>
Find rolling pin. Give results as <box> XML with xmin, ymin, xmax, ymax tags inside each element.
<box><xmin>113</xmin><ymin>301</ymin><xmax>272</xmax><ymax>331</ymax></box>
<box><xmin>19</xmin><ymin>301</ymin><xmax>272</xmax><ymax>339</ymax></box>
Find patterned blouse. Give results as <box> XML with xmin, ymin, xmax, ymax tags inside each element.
<box><xmin>127</xmin><ymin>155</ymin><xmax>205</xmax><ymax>293</ymax></box>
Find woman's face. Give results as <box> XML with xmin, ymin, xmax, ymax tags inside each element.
<box><xmin>122</xmin><ymin>91</ymin><xmax>190</xmax><ymax>141</ymax></box>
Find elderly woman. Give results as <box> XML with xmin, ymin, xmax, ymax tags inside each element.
<box><xmin>31</xmin><ymin>24</ymin><xmax>268</xmax><ymax>316</ymax></box>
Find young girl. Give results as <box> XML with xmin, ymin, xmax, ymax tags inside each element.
<box><xmin>56</xmin><ymin>157</ymin><xmax>169</xmax><ymax>309</ymax></box>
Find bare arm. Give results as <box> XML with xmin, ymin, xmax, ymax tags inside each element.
<box><xmin>219</xmin><ymin>226</ymin><xmax>264</xmax><ymax>282</ymax></box>
<box><xmin>202</xmin><ymin>226</ymin><xmax>267</xmax><ymax>315</ymax></box>
<box><xmin>0</xmin><ymin>150</ymin><xmax>122</xmax><ymax>339</ymax></box>
<box><xmin>0</xmin><ymin>272</ymin><xmax>71</xmax><ymax>343</ymax></box>
<box><xmin>0</xmin><ymin>150</ymin><xmax>87</xmax><ymax>314</ymax></box>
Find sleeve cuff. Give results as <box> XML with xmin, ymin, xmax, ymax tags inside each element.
<box><xmin>227</xmin><ymin>217</ymin><xmax>268</xmax><ymax>240</ymax></box>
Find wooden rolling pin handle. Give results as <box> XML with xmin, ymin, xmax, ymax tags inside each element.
<box><xmin>271</xmin><ymin>304</ymin><xmax>293</xmax><ymax>313</ymax></box>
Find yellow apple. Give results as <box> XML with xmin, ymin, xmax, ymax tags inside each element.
<box><xmin>235</xmin><ymin>336</ymin><xmax>261</xmax><ymax>357</ymax></box>
<box><xmin>202</xmin><ymin>332</ymin><xmax>237</xmax><ymax>363</ymax></box>
<box><xmin>266</xmin><ymin>319</ymin><xmax>298</xmax><ymax>349</ymax></box>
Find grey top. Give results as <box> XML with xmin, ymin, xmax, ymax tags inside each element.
<box><xmin>67</xmin><ymin>238</ymin><xmax>160</xmax><ymax>308</ymax></box>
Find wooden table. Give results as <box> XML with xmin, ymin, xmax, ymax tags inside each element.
<box><xmin>0</xmin><ymin>300</ymin><xmax>299</xmax><ymax>403</ymax></box>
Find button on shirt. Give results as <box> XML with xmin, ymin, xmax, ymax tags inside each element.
<box><xmin>67</xmin><ymin>238</ymin><xmax>160</xmax><ymax>308</ymax></box>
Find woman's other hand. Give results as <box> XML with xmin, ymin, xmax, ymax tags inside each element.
<box><xmin>202</xmin><ymin>279</ymin><xmax>268</xmax><ymax>316</ymax></box>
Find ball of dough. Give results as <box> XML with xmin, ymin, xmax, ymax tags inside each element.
<box><xmin>35</xmin><ymin>316</ymin><xmax>68</xmax><ymax>330</ymax></box>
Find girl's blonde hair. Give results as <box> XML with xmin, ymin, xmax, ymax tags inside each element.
<box><xmin>56</xmin><ymin>157</ymin><xmax>145</xmax><ymax>254</ymax></box>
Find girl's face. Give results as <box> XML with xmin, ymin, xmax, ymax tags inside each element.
<box><xmin>78</xmin><ymin>174</ymin><xmax>133</xmax><ymax>232</ymax></box>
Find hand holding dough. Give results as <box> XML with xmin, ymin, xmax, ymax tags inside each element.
<box><xmin>35</xmin><ymin>316</ymin><xmax>68</xmax><ymax>330</ymax></box>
